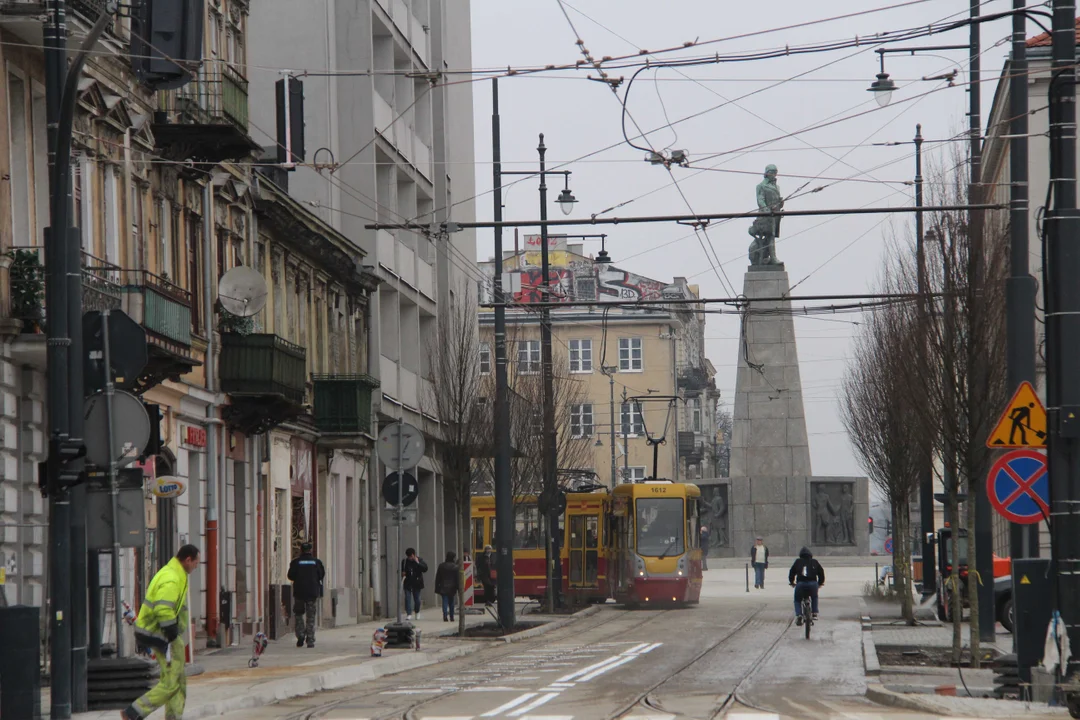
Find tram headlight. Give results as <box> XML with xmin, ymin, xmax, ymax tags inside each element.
<box><xmin>635</xmin><ymin>555</ymin><xmax>646</xmax><ymax>577</ymax></box>
<box><xmin>677</xmin><ymin>556</ymin><xmax>687</xmax><ymax>576</ymax></box>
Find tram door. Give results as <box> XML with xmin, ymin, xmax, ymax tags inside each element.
<box><xmin>568</xmin><ymin>512</ymin><xmax>600</xmax><ymax>588</ymax></box>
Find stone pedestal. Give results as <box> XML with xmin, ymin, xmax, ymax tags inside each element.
<box><xmin>716</xmin><ymin>267</ymin><xmax>869</xmax><ymax>557</ymax></box>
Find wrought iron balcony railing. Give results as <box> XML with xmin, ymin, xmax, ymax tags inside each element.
<box><xmin>312</xmin><ymin>374</ymin><xmax>380</xmax><ymax>435</ymax></box>
<box><xmin>220</xmin><ymin>333</ymin><xmax>307</xmax><ymax>405</ymax></box>
<box><xmin>159</xmin><ymin>60</ymin><xmax>249</xmax><ymax>131</ymax></box>
<box><xmin>8</xmin><ymin>246</ymin><xmax>122</xmax><ymax>331</ymax></box>
<box><xmin>121</xmin><ymin>270</ymin><xmax>193</xmax><ymax>349</ymax></box>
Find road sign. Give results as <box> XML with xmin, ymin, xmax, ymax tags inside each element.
<box><xmin>986</xmin><ymin>449</ymin><xmax>1049</xmax><ymax>525</ymax></box>
<box><xmin>84</xmin><ymin>310</ymin><xmax>148</xmax><ymax>393</ymax></box>
<box><xmin>382</xmin><ymin>471</ymin><xmax>419</xmax><ymax>507</ymax></box>
<box><xmin>83</xmin><ymin>390</ymin><xmax>151</xmax><ymax>468</ymax></box>
<box><xmin>387</xmin><ymin>507</ymin><xmax>418</xmax><ymax>525</ymax></box>
<box><xmin>377</xmin><ymin>422</ymin><xmax>425</xmax><ymax>470</ymax></box>
<box><xmin>987</xmin><ymin>381</ymin><xmax>1047</xmax><ymax>448</ymax></box>
<box><xmin>885</xmin><ymin>536</ymin><xmax>894</xmax><ymax>555</ymax></box>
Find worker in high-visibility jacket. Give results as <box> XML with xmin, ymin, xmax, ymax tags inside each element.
<box><xmin>122</xmin><ymin>544</ymin><xmax>200</xmax><ymax>720</ymax></box>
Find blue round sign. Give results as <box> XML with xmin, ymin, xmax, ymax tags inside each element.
<box><xmin>987</xmin><ymin>449</ymin><xmax>1048</xmax><ymax>525</ymax></box>
<box><xmin>885</xmin><ymin>536</ymin><xmax>894</xmax><ymax>555</ymax></box>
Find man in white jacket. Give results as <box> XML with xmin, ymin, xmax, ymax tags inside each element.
<box><xmin>750</xmin><ymin>537</ymin><xmax>770</xmax><ymax>589</ymax></box>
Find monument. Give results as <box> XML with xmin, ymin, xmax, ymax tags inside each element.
<box><xmin>698</xmin><ymin>165</ymin><xmax>868</xmax><ymax>557</ymax></box>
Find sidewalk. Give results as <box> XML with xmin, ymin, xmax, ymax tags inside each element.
<box><xmin>54</xmin><ymin>604</ymin><xmax>590</xmax><ymax>720</ymax></box>
<box><xmin>863</xmin><ymin>598</ymin><xmax>1070</xmax><ymax>717</ymax></box>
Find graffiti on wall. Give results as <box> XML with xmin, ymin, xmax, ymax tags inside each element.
<box><xmin>514</xmin><ymin>269</ymin><xmax>573</xmax><ymax>303</ymax></box>
<box><xmin>598</xmin><ymin>268</ymin><xmax>666</xmax><ymax>302</ymax></box>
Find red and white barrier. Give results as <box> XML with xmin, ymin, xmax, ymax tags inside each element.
<box><xmin>463</xmin><ymin>560</ymin><xmax>474</xmax><ymax>607</ymax></box>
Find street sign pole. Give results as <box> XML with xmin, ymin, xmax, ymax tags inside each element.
<box><xmin>102</xmin><ymin>310</ymin><xmax>124</xmax><ymax>657</ymax></box>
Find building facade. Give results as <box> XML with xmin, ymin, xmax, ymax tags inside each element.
<box><xmin>248</xmin><ymin>0</ymin><xmax>479</xmax><ymax>616</ymax></box>
<box><xmin>0</xmin><ymin>0</ymin><xmax>386</xmax><ymax>655</ymax></box>
<box><xmin>478</xmin><ymin>244</ymin><xmax>718</xmax><ymax>489</ymax></box>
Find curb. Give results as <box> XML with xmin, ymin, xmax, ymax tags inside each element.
<box><xmin>866</xmin><ymin>683</ymin><xmax>950</xmax><ymax>715</ymax></box>
<box><xmin>178</xmin><ymin>606</ymin><xmax>602</xmax><ymax>719</ymax></box>
<box><xmin>436</xmin><ymin>604</ymin><xmax>602</xmax><ymax>643</ymax></box>
<box><xmin>863</xmin><ymin>630</ymin><xmax>881</xmax><ymax>677</ymax></box>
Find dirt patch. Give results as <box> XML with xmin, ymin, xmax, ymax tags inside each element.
<box><xmin>460</xmin><ymin>620</ymin><xmax>546</xmax><ymax>638</ymax></box>
<box><xmin>877</xmin><ymin>644</ymin><xmax>1000</xmax><ymax>668</ymax></box>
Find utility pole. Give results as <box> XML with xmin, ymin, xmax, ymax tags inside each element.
<box><xmin>622</xmin><ymin>387</ymin><xmax>630</xmax><ymax>483</ymax></box>
<box><xmin>603</xmin><ymin>367</ymin><xmax>617</xmax><ymax>488</ymax></box>
<box><xmin>1045</xmin><ymin>0</ymin><xmax>1080</xmax><ymax>693</ymax></box>
<box><xmin>915</xmin><ymin>124</ymin><xmax>936</xmax><ymax>598</ymax></box>
<box><xmin>537</xmin><ymin>134</ymin><xmax>559</xmax><ymax>612</ymax></box>
<box><xmin>490</xmin><ymin>78</ymin><xmax>515</xmax><ymax>630</ymax></box>
<box><xmin>1007</xmin><ymin>0</ymin><xmax>1039</xmax><ymax>563</ymax></box>
<box><xmin>967</xmin><ymin>0</ymin><xmax>996</xmax><ymax>645</ymax></box>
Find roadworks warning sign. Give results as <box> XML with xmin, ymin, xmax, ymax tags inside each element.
<box><xmin>988</xmin><ymin>381</ymin><xmax>1047</xmax><ymax>449</ymax></box>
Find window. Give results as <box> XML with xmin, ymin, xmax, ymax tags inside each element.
<box><xmin>619</xmin><ymin>337</ymin><xmax>643</xmax><ymax>371</ymax></box>
<box><xmin>479</xmin><ymin>342</ymin><xmax>491</xmax><ymax>374</ymax></box>
<box><xmin>570</xmin><ymin>403</ymin><xmax>594</xmax><ymax>438</ymax></box>
<box><xmin>636</xmin><ymin>497</ymin><xmax>684</xmax><ymax>556</ymax></box>
<box><xmin>621</xmin><ymin>401</ymin><xmax>644</xmax><ymax>436</ymax></box>
<box><xmin>514</xmin><ymin>504</ymin><xmax>541</xmax><ymax>549</ymax></box>
<box><xmin>569</xmin><ymin>339</ymin><xmax>592</xmax><ymax>373</ymax></box>
<box><xmin>692</xmin><ymin>397</ymin><xmax>702</xmax><ymax>433</ymax></box>
<box><xmin>622</xmin><ymin>466</ymin><xmax>647</xmax><ymax>484</ymax></box>
<box><xmin>517</xmin><ymin>340</ymin><xmax>540</xmax><ymax>374</ymax></box>
<box><xmin>472</xmin><ymin>517</ymin><xmax>485</xmax><ymax>552</ymax></box>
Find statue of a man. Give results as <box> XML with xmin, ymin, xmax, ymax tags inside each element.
<box><xmin>748</xmin><ymin>164</ymin><xmax>784</xmax><ymax>266</ymax></box>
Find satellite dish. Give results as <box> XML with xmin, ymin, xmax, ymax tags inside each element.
<box><xmin>218</xmin><ymin>265</ymin><xmax>268</xmax><ymax>317</ymax></box>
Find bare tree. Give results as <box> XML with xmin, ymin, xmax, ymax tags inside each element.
<box><xmin>423</xmin><ymin>291</ymin><xmax>487</xmax><ymax>636</ymax></box>
<box><xmin>841</xmin><ymin>258</ymin><xmax>928</xmax><ymax>625</ymax></box>
<box><xmin>889</xmin><ymin>148</ymin><xmax>1008</xmax><ymax>664</ymax></box>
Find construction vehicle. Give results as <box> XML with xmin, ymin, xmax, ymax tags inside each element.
<box><xmin>929</xmin><ymin>524</ymin><xmax>1013</xmax><ymax>630</ymax></box>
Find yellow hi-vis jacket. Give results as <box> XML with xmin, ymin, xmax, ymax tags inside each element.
<box><xmin>134</xmin><ymin>557</ymin><xmax>189</xmax><ymax>651</ymax></box>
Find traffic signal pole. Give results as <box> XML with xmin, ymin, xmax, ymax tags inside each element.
<box><xmin>1046</xmin><ymin>0</ymin><xmax>1080</xmax><ymax>694</ymax></box>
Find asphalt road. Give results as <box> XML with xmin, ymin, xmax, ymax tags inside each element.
<box><xmin>216</xmin><ymin>565</ymin><xmax>1013</xmax><ymax>719</ymax></box>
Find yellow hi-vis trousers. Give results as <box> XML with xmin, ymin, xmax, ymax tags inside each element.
<box><xmin>130</xmin><ymin>639</ymin><xmax>186</xmax><ymax>720</ymax></box>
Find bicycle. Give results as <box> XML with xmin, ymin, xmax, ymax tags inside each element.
<box><xmin>792</xmin><ymin>582</ymin><xmax>814</xmax><ymax>639</ymax></box>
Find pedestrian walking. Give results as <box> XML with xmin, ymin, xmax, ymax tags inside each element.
<box><xmin>700</xmin><ymin>525</ymin><xmax>710</xmax><ymax>571</ymax></box>
<box><xmin>401</xmin><ymin>547</ymin><xmax>428</xmax><ymax>619</ymax></box>
<box><xmin>750</xmin><ymin>536</ymin><xmax>770</xmax><ymax>589</ymax></box>
<box><xmin>123</xmin><ymin>544</ymin><xmax>200</xmax><ymax>720</ymax></box>
<box><xmin>288</xmin><ymin>541</ymin><xmax>325</xmax><ymax>648</ymax></box>
<box><xmin>477</xmin><ymin>544</ymin><xmax>497</xmax><ymax>606</ymax></box>
<box><xmin>435</xmin><ymin>551</ymin><xmax>461</xmax><ymax>622</ymax></box>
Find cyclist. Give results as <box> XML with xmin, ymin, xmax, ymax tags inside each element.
<box><xmin>788</xmin><ymin>546</ymin><xmax>825</xmax><ymax>626</ymax></box>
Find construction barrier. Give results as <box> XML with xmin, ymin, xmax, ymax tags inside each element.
<box><xmin>463</xmin><ymin>560</ymin><xmax>474</xmax><ymax>607</ymax></box>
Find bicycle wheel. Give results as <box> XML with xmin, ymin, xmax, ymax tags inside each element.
<box><xmin>803</xmin><ymin>600</ymin><xmax>812</xmax><ymax>639</ymax></box>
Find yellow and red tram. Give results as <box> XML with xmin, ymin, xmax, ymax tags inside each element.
<box><xmin>470</xmin><ymin>481</ymin><xmax>703</xmax><ymax>607</ymax></box>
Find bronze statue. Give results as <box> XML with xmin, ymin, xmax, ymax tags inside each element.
<box><xmin>748</xmin><ymin>164</ymin><xmax>784</xmax><ymax>266</ymax></box>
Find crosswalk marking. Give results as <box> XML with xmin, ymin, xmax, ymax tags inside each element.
<box><xmin>481</xmin><ymin>693</ymin><xmax>538</xmax><ymax>717</ymax></box>
<box><xmin>506</xmin><ymin>692</ymin><xmax>559</xmax><ymax>717</ymax></box>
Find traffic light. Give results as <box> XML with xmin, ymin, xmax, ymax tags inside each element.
<box><xmin>130</xmin><ymin>0</ymin><xmax>205</xmax><ymax>90</ymax></box>
<box><xmin>38</xmin><ymin>439</ymin><xmax>86</xmax><ymax>497</ymax></box>
<box><xmin>868</xmin><ymin>516</ymin><xmax>874</xmax><ymax>535</ymax></box>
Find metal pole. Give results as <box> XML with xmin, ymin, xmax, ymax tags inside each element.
<box><xmin>538</xmin><ymin>135</ymin><xmax>559</xmax><ymax>611</ymax></box>
<box><xmin>68</xmin><ymin>226</ymin><xmax>87</xmax><ymax>709</ymax></box>
<box><xmin>491</xmin><ymin>79</ymin><xmax>515</xmax><ymax>630</ymax></box>
<box><xmin>396</xmin><ymin>423</ymin><xmax>404</xmax><ymax>625</ymax></box>
<box><xmin>203</xmin><ymin>181</ymin><xmax>220</xmax><ymax>645</ymax></box>
<box><xmin>102</xmin><ymin>310</ymin><xmax>124</xmax><ymax>657</ymax></box>
<box><xmin>1046</xmin><ymin>0</ymin><xmax>1080</xmax><ymax>687</ymax></box>
<box><xmin>622</xmin><ymin>388</ymin><xmax>630</xmax><ymax>483</ymax></box>
<box><xmin>969</xmin><ymin>0</ymin><xmax>996</xmax><ymax>645</ymax></box>
<box><xmin>915</xmin><ymin>125</ymin><xmax>936</xmax><ymax>597</ymax></box>
<box><xmin>1008</xmin><ymin>0</ymin><xmax>1039</xmax><ymax>562</ymax></box>
<box><xmin>608</xmin><ymin>370</ymin><xmax>616</xmax><ymax>487</ymax></box>
<box><xmin>745</xmin><ymin>563</ymin><xmax>749</xmax><ymax>593</ymax></box>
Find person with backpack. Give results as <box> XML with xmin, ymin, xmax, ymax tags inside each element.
<box><xmin>434</xmin><ymin>551</ymin><xmax>461</xmax><ymax>622</ymax></box>
<box><xmin>788</xmin><ymin>546</ymin><xmax>826</xmax><ymax>625</ymax></box>
<box><xmin>401</xmin><ymin>547</ymin><xmax>428</xmax><ymax>620</ymax></box>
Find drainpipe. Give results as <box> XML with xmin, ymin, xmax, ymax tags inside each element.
<box><xmin>203</xmin><ymin>180</ymin><xmax>220</xmax><ymax>645</ymax></box>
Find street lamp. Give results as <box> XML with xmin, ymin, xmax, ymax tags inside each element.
<box><xmin>867</xmin><ymin>52</ymin><xmax>896</xmax><ymax>107</ymax></box>
<box><xmin>557</xmin><ymin>185</ymin><xmax>577</xmax><ymax>216</ymax></box>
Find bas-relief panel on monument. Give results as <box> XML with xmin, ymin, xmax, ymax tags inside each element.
<box><xmin>700</xmin><ymin>484</ymin><xmax>729</xmax><ymax>547</ymax></box>
<box><xmin>810</xmin><ymin>481</ymin><xmax>857</xmax><ymax>546</ymax></box>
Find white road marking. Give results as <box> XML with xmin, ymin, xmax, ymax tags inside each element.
<box><xmin>506</xmin><ymin>692</ymin><xmax>559</xmax><ymax>717</ymax></box>
<box><xmin>576</xmin><ymin>655</ymin><xmax>636</xmax><ymax>681</ymax></box>
<box><xmin>623</xmin><ymin>643</ymin><xmax>651</xmax><ymax>655</ymax></box>
<box><xmin>628</xmin><ymin>642</ymin><xmax>662</xmax><ymax>655</ymax></box>
<box><xmin>381</xmin><ymin>689</ymin><xmax>447</xmax><ymax>695</ymax></box>
<box><xmin>514</xmin><ymin>716</ymin><xmax>573</xmax><ymax>720</ymax></box>
<box><xmin>556</xmin><ymin>656</ymin><xmax>625</xmax><ymax>682</ymax></box>
<box><xmin>481</xmin><ymin>693</ymin><xmax>538</xmax><ymax>717</ymax></box>
<box><xmin>621</xmin><ymin>714</ymin><xmax>674</xmax><ymax>720</ymax></box>
<box><xmin>463</xmin><ymin>686</ymin><xmax>529</xmax><ymax>692</ymax></box>
<box><xmin>727</xmin><ymin>714</ymin><xmax>780</xmax><ymax>720</ymax></box>
<box><xmin>418</xmin><ymin>717</ymin><xmax>475</xmax><ymax>720</ymax></box>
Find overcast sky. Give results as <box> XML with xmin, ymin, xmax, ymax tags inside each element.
<box><xmin>469</xmin><ymin>0</ymin><xmax>1016</xmax><ymax>477</ymax></box>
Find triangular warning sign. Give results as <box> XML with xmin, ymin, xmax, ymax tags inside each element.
<box><xmin>987</xmin><ymin>381</ymin><xmax>1048</xmax><ymax>449</ymax></box>
<box><xmin>1020</xmin><ymin>575</ymin><xmax>1031</xmax><ymax>585</ymax></box>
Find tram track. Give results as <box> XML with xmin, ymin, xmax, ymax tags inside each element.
<box><xmin>287</xmin><ymin>606</ymin><xmax>675</xmax><ymax>720</ymax></box>
<box><xmin>605</xmin><ymin>605</ymin><xmax>792</xmax><ymax>720</ymax></box>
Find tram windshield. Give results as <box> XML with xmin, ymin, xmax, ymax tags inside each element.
<box><xmin>635</xmin><ymin>498</ymin><xmax>685</xmax><ymax>557</ymax></box>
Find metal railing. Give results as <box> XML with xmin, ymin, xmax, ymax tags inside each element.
<box><xmin>220</xmin><ymin>333</ymin><xmax>307</xmax><ymax>404</ymax></box>
<box><xmin>121</xmin><ymin>269</ymin><xmax>193</xmax><ymax>347</ymax></box>
<box><xmin>312</xmin><ymin>374</ymin><xmax>380</xmax><ymax>434</ymax></box>
<box><xmin>8</xmin><ymin>246</ymin><xmax>122</xmax><ymax>328</ymax></box>
<box><xmin>159</xmin><ymin>59</ymin><xmax>249</xmax><ymax>130</ymax></box>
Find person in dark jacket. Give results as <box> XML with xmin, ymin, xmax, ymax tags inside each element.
<box><xmin>401</xmin><ymin>547</ymin><xmax>428</xmax><ymax>619</ymax></box>
<box><xmin>287</xmin><ymin>542</ymin><xmax>325</xmax><ymax>647</ymax></box>
<box><xmin>476</xmin><ymin>545</ymin><xmax>496</xmax><ymax>606</ymax></box>
<box><xmin>435</xmin><ymin>551</ymin><xmax>461</xmax><ymax>622</ymax></box>
<box><xmin>699</xmin><ymin>525</ymin><xmax>710</xmax><ymax>571</ymax></box>
<box><xmin>788</xmin><ymin>546</ymin><xmax>825</xmax><ymax>625</ymax></box>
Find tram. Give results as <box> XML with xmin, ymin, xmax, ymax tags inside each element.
<box><xmin>610</xmin><ymin>481</ymin><xmax>703</xmax><ymax>606</ymax></box>
<box><xmin>470</xmin><ymin>491</ymin><xmax>613</xmax><ymax>604</ymax></box>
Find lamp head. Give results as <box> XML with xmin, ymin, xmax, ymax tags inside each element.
<box><xmin>868</xmin><ymin>72</ymin><xmax>896</xmax><ymax>107</ymax></box>
<box><xmin>557</xmin><ymin>188</ymin><xmax>577</xmax><ymax>216</ymax></box>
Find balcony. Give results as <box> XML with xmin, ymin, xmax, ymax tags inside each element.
<box><xmin>220</xmin><ymin>333</ymin><xmax>307</xmax><ymax>433</ymax></box>
<box><xmin>153</xmin><ymin>60</ymin><xmax>259</xmax><ymax>164</ymax></box>
<box><xmin>8</xmin><ymin>246</ymin><xmax>122</xmax><ymax>332</ymax></box>
<box><xmin>677</xmin><ymin>364</ymin><xmax>710</xmax><ymax>392</ymax></box>
<box><xmin>121</xmin><ymin>270</ymin><xmax>199</xmax><ymax>393</ymax></box>
<box><xmin>312</xmin><ymin>375</ymin><xmax>379</xmax><ymax>441</ymax></box>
